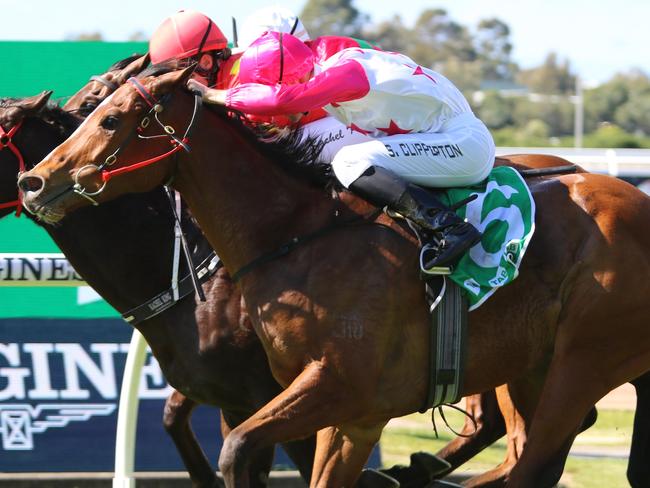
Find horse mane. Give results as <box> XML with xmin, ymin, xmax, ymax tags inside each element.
<box><xmin>109</xmin><ymin>53</ymin><xmax>146</xmax><ymax>71</ymax></box>
<box><xmin>139</xmin><ymin>64</ymin><xmax>333</xmax><ymax>189</ymax></box>
<box><xmin>40</xmin><ymin>102</ymin><xmax>81</xmax><ymax>136</ymax></box>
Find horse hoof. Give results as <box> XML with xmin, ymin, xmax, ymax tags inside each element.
<box><xmin>380</xmin><ymin>451</ymin><xmax>452</xmax><ymax>487</ymax></box>
<box><xmin>357</xmin><ymin>468</ymin><xmax>400</xmax><ymax>488</ymax></box>
<box><xmin>410</xmin><ymin>452</ymin><xmax>451</xmax><ymax>477</ymax></box>
<box><xmin>424</xmin><ymin>481</ymin><xmax>462</xmax><ymax>488</ymax></box>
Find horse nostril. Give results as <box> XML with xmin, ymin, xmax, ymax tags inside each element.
<box><xmin>18</xmin><ymin>175</ymin><xmax>44</xmax><ymax>194</ymax></box>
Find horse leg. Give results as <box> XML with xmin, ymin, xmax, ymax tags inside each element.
<box><xmin>220</xmin><ymin>411</ymin><xmax>274</xmax><ymax>488</ymax></box>
<box><xmin>218</xmin><ymin>362</ymin><xmax>362</xmax><ymax>488</ymax></box>
<box><xmin>311</xmin><ymin>424</ymin><xmax>385</xmax><ymax>487</ymax></box>
<box><xmin>505</xmin><ymin>351</ymin><xmax>619</xmax><ymax>488</ymax></box>
<box><xmin>163</xmin><ymin>390</ymin><xmax>220</xmax><ymax>487</ymax></box>
<box><xmin>435</xmin><ymin>392</ymin><xmax>505</xmax><ymax>475</ymax></box>
<box><xmin>628</xmin><ymin>370</ymin><xmax>650</xmax><ymax>488</ymax></box>
<box><xmin>462</xmin><ymin>380</ymin><xmax>539</xmax><ymax>488</ymax></box>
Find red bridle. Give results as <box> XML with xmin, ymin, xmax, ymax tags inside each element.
<box><xmin>71</xmin><ymin>77</ymin><xmax>200</xmax><ymax>205</ymax></box>
<box><xmin>0</xmin><ymin>121</ymin><xmax>25</xmax><ymax>216</ymax></box>
<box><xmin>100</xmin><ymin>78</ymin><xmax>192</xmax><ymax>183</ymax></box>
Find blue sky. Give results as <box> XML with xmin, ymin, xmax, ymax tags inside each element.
<box><xmin>2</xmin><ymin>0</ymin><xmax>648</xmax><ymax>84</ymax></box>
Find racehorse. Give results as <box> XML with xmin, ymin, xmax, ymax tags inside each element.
<box><xmin>1</xmin><ymin>53</ymin><xmax>490</xmax><ymax>487</ymax></box>
<box><xmin>19</xmin><ymin>67</ymin><xmax>650</xmax><ymax>487</ymax></box>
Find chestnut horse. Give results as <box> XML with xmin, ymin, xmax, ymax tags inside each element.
<box><xmin>58</xmin><ymin>53</ymin><xmax>555</xmax><ymax>486</ymax></box>
<box><xmin>20</xmin><ymin>67</ymin><xmax>650</xmax><ymax>487</ymax></box>
<box><xmin>61</xmin><ymin>56</ymin><xmax>564</xmax><ymax>486</ymax></box>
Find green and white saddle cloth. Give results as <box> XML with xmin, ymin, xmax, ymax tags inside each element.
<box><xmin>440</xmin><ymin>166</ymin><xmax>535</xmax><ymax>311</ymax></box>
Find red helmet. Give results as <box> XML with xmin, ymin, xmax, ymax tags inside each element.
<box><xmin>240</xmin><ymin>31</ymin><xmax>314</xmax><ymax>85</ymax></box>
<box><xmin>150</xmin><ymin>10</ymin><xmax>228</xmax><ymax>64</ymax></box>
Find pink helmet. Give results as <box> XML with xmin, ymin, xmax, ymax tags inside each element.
<box><xmin>150</xmin><ymin>10</ymin><xmax>228</xmax><ymax>64</ymax></box>
<box><xmin>240</xmin><ymin>31</ymin><xmax>314</xmax><ymax>85</ymax></box>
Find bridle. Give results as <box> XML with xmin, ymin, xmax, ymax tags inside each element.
<box><xmin>0</xmin><ymin>121</ymin><xmax>25</xmax><ymax>216</ymax></box>
<box><xmin>72</xmin><ymin>77</ymin><xmax>203</xmax><ymax>205</ymax></box>
<box><xmin>89</xmin><ymin>74</ymin><xmax>119</xmax><ymax>93</ymax></box>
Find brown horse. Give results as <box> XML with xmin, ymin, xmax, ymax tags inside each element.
<box><xmin>63</xmin><ymin>55</ymin><xmax>568</xmax><ymax>485</ymax></box>
<box><xmin>19</xmin><ymin>67</ymin><xmax>650</xmax><ymax>487</ymax></box>
<box><xmin>60</xmin><ymin>56</ymin><xmax>605</xmax><ymax>486</ymax></box>
<box><xmin>61</xmin><ymin>55</ymin><xmax>608</xmax><ymax>487</ymax></box>
<box><xmin>58</xmin><ymin>54</ymin><xmax>459</xmax><ymax>487</ymax></box>
<box><xmin>60</xmin><ymin>52</ymin><xmax>546</xmax><ymax>487</ymax></box>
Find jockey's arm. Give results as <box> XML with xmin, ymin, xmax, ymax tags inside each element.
<box><xmin>190</xmin><ymin>59</ymin><xmax>370</xmax><ymax>116</ymax></box>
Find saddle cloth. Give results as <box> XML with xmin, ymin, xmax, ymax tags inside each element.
<box><xmin>440</xmin><ymin>166</ymin><xmax>536</xmax><ymax>311</ymax></box>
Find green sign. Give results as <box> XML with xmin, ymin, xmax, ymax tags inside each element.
<box><xmin>0</xmin><ymin>42</ymin><xmax>147</xmax><ymax>318</ymax></box>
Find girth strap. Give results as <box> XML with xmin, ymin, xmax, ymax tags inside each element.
<box><xmin>121</xmin><ymin>252</ymin><xmax>221</xmax><ymax>325</ymax></box>
<box><xmin>420</xmin><ymin>276</ymin><xmax>468</xmax><ymax>412</ymax></box>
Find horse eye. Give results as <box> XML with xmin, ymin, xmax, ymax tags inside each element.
<box><xmin>79</xmin><ymin>101</ymin><xmax>97</xmax><ymax>116</ymax></box>
<box><xmin>101</xmin><ymin>115</ymin><xmax>120</xmax><ymax>130</ymax></box>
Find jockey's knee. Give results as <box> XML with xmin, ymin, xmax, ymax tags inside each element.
<box><xmin>331</xmin><ymin>145</ymin><xmax>374</xmax><ymax>188</ymax></box>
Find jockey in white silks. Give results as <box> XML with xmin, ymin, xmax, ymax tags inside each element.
<box><xmin>238</xmin><ymin>5</ymin><xmax>311</xmax><ymax>49</ymax></box>
<box><xmin>189</xmin><ymin>32</ymin><xmax>495</xmax><ymax>268</ymax></box>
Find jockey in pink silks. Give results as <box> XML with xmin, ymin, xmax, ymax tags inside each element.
<box><xmin>188</xmin><ymin>32</ymin><xmax>495</xmax><ymax>268</ymax></box>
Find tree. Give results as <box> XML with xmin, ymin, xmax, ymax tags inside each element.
<box><xmin>366</xmin><ymin>15</ymin><xmax>412</xmax><ymax>54</ymax></box>
<box><xmin>65</xmin><ymin>32</ymin><xmax>104</xmax><ymax>41</ymax></box>
<box><xmin>475</xmin><ymin>91</ymin><xmax>515</xmax><ymax>129</ymax></box>
<box><xmin>474</xmin><ymin>18</ymin><xmax>517</xmax><ymax>81</ymax></box>
<box><xmin>438</xmin><ymin>56</ymin><xmax>482</xmax><ymax>93</ymax></box>
<box><xmin>301</xmin><ymin>0</ymin><xmax>368</xmax><ymax>38</ymax></box>
<box><xmin>407</xmin><ymin>9</ymin><xmax>476</xmax><ymax>69</ymax></box>
<box><xmin>517</xmin><ymin>52</ymin><xmax>575</xmax><ymax>94</ymax></box>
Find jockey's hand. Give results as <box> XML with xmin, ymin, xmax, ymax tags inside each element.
<box><xmin>187</xmin><ymin>79</ymin><xmax>227</xmax><ymax>106</ymax></box>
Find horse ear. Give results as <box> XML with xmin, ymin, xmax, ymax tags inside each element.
<box><xmin>114</xmin><ymin>53</ymin><xmax>151</xmax><ymax>84</ymax></box>
<box><xmin>19</xmin><ymin>91</ymin><xmax>53</xmax><ymax>115</ymax></box>
<box><xmin>157</xmin><ymin>65</ymin><xmax>197</xmax><ymax>94</ymax></box>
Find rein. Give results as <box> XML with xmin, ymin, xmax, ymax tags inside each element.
<box><xmin>0</xmin><ymin>121</ymin><xmax>25</xmax><ymax>216</ymax></box>
<box><xmin>231</xmin><ymin>208</ymin><xmax>383</xmax><ymax>283</ymax></box>
<box><xmin>71</xmin><ymin>77</ymin><xmax>203</xmax><ymax>205</ymax></box>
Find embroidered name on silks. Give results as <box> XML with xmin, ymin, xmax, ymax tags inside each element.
<box><xmin>384</xmin><ymin>143</ymin><xmax>463</xmax><ymax>159</ymax></box>
<box><xmin>320</xmin><ymin>129</ymin><xmax>346</xmax><ymax>145</ymax></box>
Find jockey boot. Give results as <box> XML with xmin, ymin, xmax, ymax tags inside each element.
<box><xmin>349</xmin><ymin>166</ymin><xmax>482</xmax><ymax>269</ymax></box>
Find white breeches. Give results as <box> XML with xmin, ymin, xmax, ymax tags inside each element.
<box><xmin>303</xmin><ymin>113</ymin><xmax>495</xmax><ymax>188</ymax></box>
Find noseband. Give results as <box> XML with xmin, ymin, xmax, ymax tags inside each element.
<box><xmin>72</xmin><ymin>77</ymin><xmax>203</xmax><ymax>205</ymax></box>
<box><xmin>0</xmin><ymin>121</ymin><xmax>25</xmax><ymax>216</ymax></box>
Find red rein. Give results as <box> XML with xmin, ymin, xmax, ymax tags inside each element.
<box><xmin>0</xmin><ymin>121</ymin><xmax>25</xmax><ymax>216</ymax></box>
<box><xmin>101</xmin><ymin>139</ymin><xmax>188</xmax><ymax>182</ymax></box>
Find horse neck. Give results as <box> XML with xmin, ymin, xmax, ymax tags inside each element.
<box><xmin>173</xmin><ymin>114</ymin><xmax>334</xmax><ymax>276</ymax></box>
<box><xmin>43</xmin><ymin>192</ymin><xmax>199</xmax><ymax>313</ymax></box>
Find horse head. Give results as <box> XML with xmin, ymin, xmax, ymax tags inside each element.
<box><xmin>0</xmin><ymin>91</ymin><xmax>81</xmax><ymax>218</ymax></box>
<box><xmin>19</xmin><ymin>65</ymin><xmax>195</xmax><ymax>223</ymax></box>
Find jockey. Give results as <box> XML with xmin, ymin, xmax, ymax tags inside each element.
<box><xmin>149</xmin><ymin>7</ymin><xmax>376</xmax><ymax>154</ymax></box>
<box><xmin>149</xmin><ymin>8</ymin><xmax>310</xmax><ymax>91</ymax></box>
<box><xmin>149</xmin><ymin>10</ymin><xmax>230</xmax><ymax>87</ymax></box>
<box><xmin>188</xmin><ymin>32</ymin><xmax>496</xmax><ymax>269</ymax></box>
<box><xmin>239</xmin><ymin>5</ymin><xmax>311</xmax><ymax>49</ymax></box>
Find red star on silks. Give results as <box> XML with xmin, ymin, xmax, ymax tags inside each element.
<box><xmin>349</xmin><ymin>123</ymin><xmax>372</xmax><ymax>135</ymax></box>
<box><xmin>377</xmin><ymin>120</ymin><xmax>412</xmax><ymax>136</ymax></box>
<box><xmin>412</xmin><ymin>65</ymin><xmax>437</xmax><ymax>84</ymax></box>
